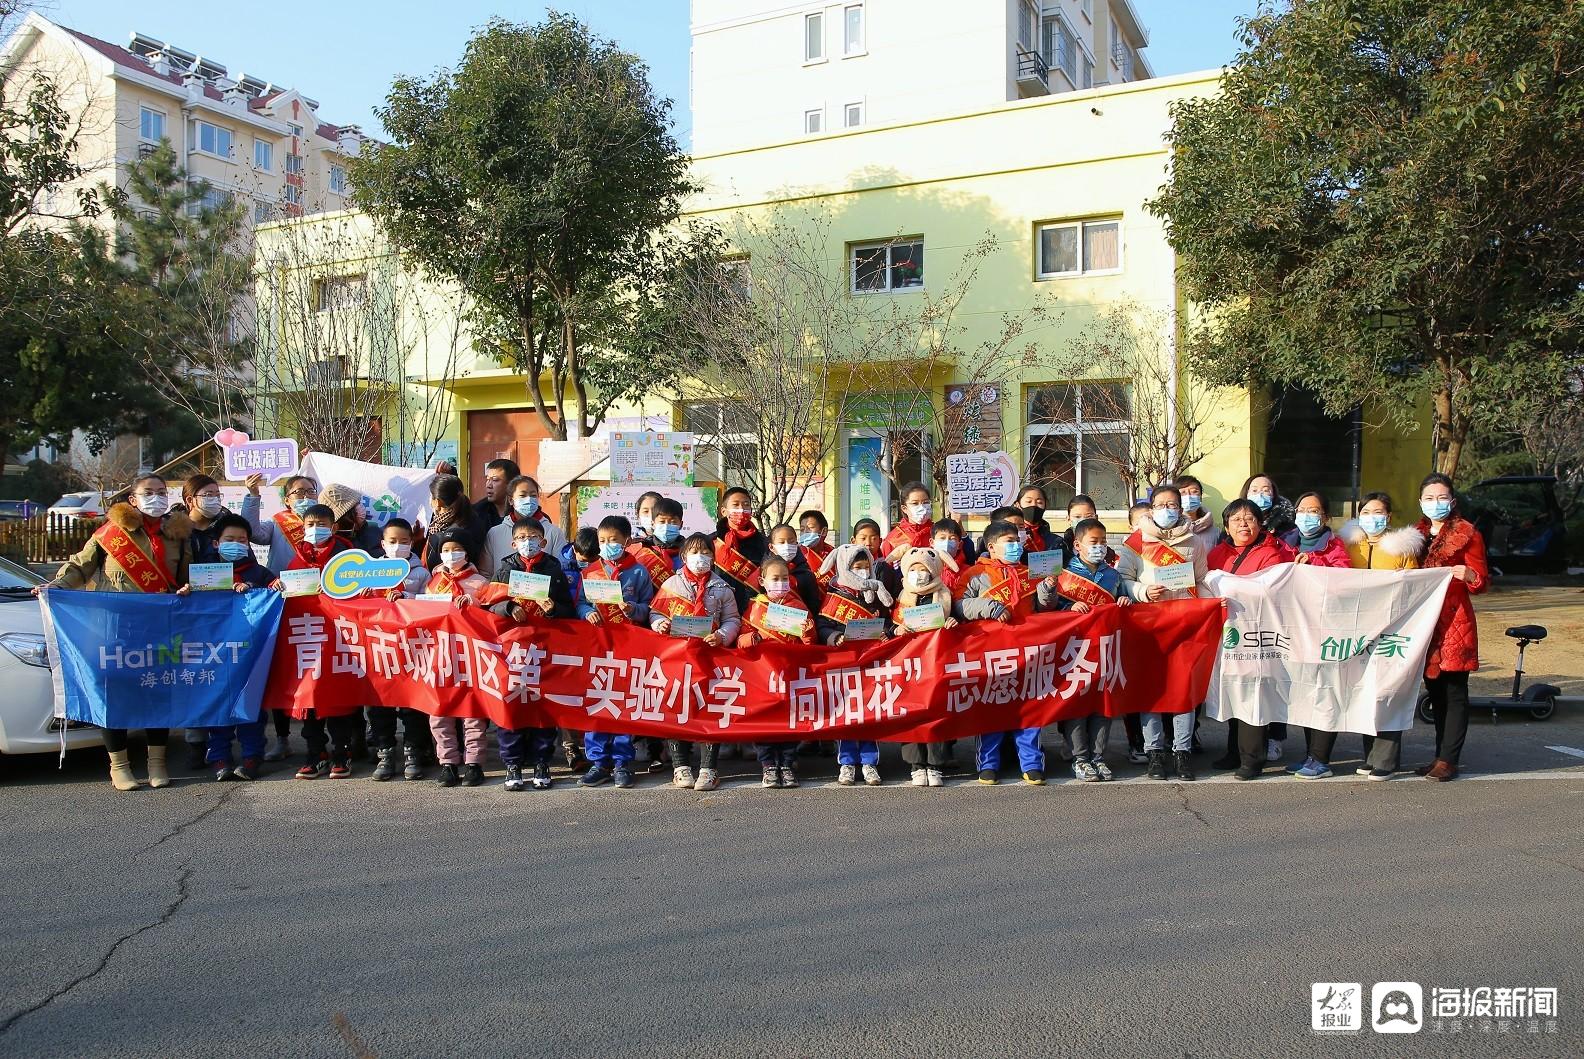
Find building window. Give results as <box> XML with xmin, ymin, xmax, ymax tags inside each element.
<box><xmin>186</xmin><ymin>186</ymin><xmax>233</xmax><ymax>217</ymax></box>
<box><xmin>843</xmin><ymin>4</ymin><xmax>864</xmax><ymax>54</ymax></box>
<box><xmin>329</xmin><ymin>165</ymin><xmax>347</xmax><ymax>195</ymax></box>
<box><xmin>804</xmin><ymin>12</ymin><xmax>825</xmax><ymax>62</ymax></box>
<box><xmin>844</xmin><ymin>101</ymin><xmax>864</xmax><ymax>128</ymax></box>
<box><xmin>1025</xmin><ymin>383</ymin><xmax>1132</xmax><ymax>511</ymax></box>
<box><xmin>284</xmin><ymin>183</ymin><xmax>303</xmax><ymax>207</ymax></box>
<box><xmin>1017</xmin><ymin>0</ymin><xmax>1039</xmax><ymax>50</ymax></box>
<box><xmin>1037</xmin><ymin>218</ymin><xmax>1122</xmax><ymax>277</ymax></box>
<box><xmin>719</xmin><ymin>257</ymin><xmax>751</xmax><ymax>300</ymax></box>
<box><xmin>253</xmin><ymin>200</ymin><xmax>273</xmax><ymax>224</ymax></box>
<box><xmin>253</xmin><ymin>138</ymin><xmax>273</xmax><ymax>171</ymax></box>
<box><xmin>192</xmin><ymin>121</ymin><xmax>232</xmax><ymax>158</ymax></box>
<box><xmin>1042</xmin><ymin>13</ymin><xmax>1078</xmax><ymax>86</ymax></box>
<box><xmin>804</xmin><ymin>108</ymin><xmax>823</xmax><ymax>134</ymax></box>
<box><xmin>851</xmin><ymin>239</ymin><xmax>924</xmax><ymax>294</ymax></box>
<box><xmin>285</xmin><ymin>152</ymin><xmax>303</xmax><ymax>176</ymax></box>
<box><xmin>1081</xmin><ymin>0</ymin><xmax>1094</xmax><ymax>19</ymax></box>
<box><xmin>288</xmin><ymin>122</ymin><xmax>303</xmax><ymax>139</ymax></box>
<box><xmin>139</xmin><ymin>106</ymin><xmax>165</xmax><ymax>143</ymax></box>
<box><xmin>314</xmin><ymin>274</ymin><xmax>367</xmax><ymax>313</ymax></box>
<box><xmin>683</xmin><ymin>401</ymin><xmax>758</xmax><ymax>487</ymax></box>
<box><xmin>1081</xmin><ymin>54</ymin><xmax>1094</xmax><ymax>89</ymax></box>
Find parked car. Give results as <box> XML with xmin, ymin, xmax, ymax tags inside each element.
<box><xmin>1460</xmin><ymin>475</ymin><xmax>1570</xmax><ymax>576</ymax></box>
<box><xmin>0</xmin><ymin>500</ymin><xmax>39</xmax><ymax>522</ymax></box>
<box><xmin>46</xmin><ymin>491</ymin><xmax>107</xmax><ymax>520</ymax></box>
<box><xmin>0</xmin><ymin>556</ymin><xmax>99</xmax><ymax>755</ymax></box>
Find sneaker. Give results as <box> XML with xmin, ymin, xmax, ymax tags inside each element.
<box><xmin>612</xmin><ymin>766</ymin><xmax>635</xmax><ymax>788</ymax></box>
<box><xmin>1295</xmin><ymin>760</ymin><xmax>1333</xmax><ymax>779</ymax></box>
<box><xmin>694</xmin><ymin>768</ymin><xmax>720</xmax><ymax>792</ymax></box>
<box><xmin>329</xmin><ymin>759</ymin><xmax>352</xmax><ymax>779</ymax></box>
<box><xmin>503</xmin><ymin>766</ymin><xmax>528</xmax><ymax>792</ymax></box>
<box><xmin>531</xmin><ymin>763</ymin><xmax>553</xmax><ymax>790</ymax></box>
<box><xmin>910</xmin><ymin>767</ymin><xmax>929</xmax><ymax>787</ymax></box>
<box><xmin>1022</xmin><ymin>770</ymin><xmax>1046</xmax><ymax>786</ymax></box>
<box><xmin>862</xmin><ymin>764</ymin><xmax>882</xmax><ymax>786</ymax></box>
<box><xmin>262</xmin><ymin>736</ymin><xmax>288</xmax><ymax>762</ymax></box>
<box><xmin>762</xmin><ymin>767</ymin><xmax>779</xmax><ymax>789</ymax></box>
<box><xmin>1234</xmin><ymin>763</ymin><xmax>1261</xmax><ymax>781</ymax></box>
<box><xmin>1093</xmin><ymin>760</ymin><xmax>1114</xmax><ymax>781</ymax></box>
<box><xmin>1286</xmin><ymin>756</ymin><xmax>1312</xmax><ymax>775</ymax></box>
<box><xmin>1354</xmin><ymin>765</ymin><xmax>1374</xmax><ymax>777</ymax></box>
<box><xmin>1146</xmin><ymin>751</ymin><xmax>1168</xmax><ymax>780</ymax></box>
<box><xmin>647</xmin><ymin>758</ymin><xmax>669</xmax><ymax>775</ymax></box>
<box><xmin>372</xmin><ymin>747</ymin><xmax>398</xmax><ymax>782</ymax></box>
<box><xmin>579</xmin><ymin>765</ymin><xmax>612</xmax><ymax>787</ymax></box>
<box><xmin>977</xmin><ymin>769</ymin><xmax>998</xmax><ymax>785</ymax></box>
<box><xmin>1072</xmin><ymin>759</ymin><xmax>1100</xmax><ymax>782</ymax></box>
<box><xmin>463</xmin><ymin>763</ymin><xmax>485</xmax><ymax>787</ymax></box>
<box><xmin>672</xmin><ymin>765</ymin><xmax>695</xmax><ymax>789</ymax></box>
<box><xmin>1266</xmin><ymin>738</ymin><xmax>1282</xmax><ymax>763</ymax></box>
<box><xmin>925</xmin><ymin>768</ymin><xmax>946</xmax><ymax>787</ymax></box>
<box><xmin>403</xmin><ymin>748</ymin><xmax>424</xmax><ymax>781</ymax></box>
<box><xmin>1363</xmin><ymin>768</ymin><xmax>1394</xmax><ymax>781</ymax></box>
<box><xmin>780</xmin><ymin>767</ymin><xmax>799</xmax><ymax>788</ymax></box>
<box><xmin>295</xmin><ymin>755</ymin><xmax>329</xmax><ymax>780</ymax></box>
<box><xmin>437</xmin><ymin>764</ymin><xmax>461</xmax><ymax>788</ymax></box>
<box><xmin>837</xmin><ymin>764</ymin><xmax>858</xmax><ymax>786</ymax></box>
<box><xmin>1173</xmin><ymin>751</ymin><xmax>1196</xmax><ymax>781</ymax></box>
<box><xmin>1127</xmin><ymin>747</ymin><xmax>1149</xmax><ymax>764</ymax></box>
<box><xmin>212</xmin><ymin>763</ymin><xmax>234</xmax><ymax>782</ymax></box>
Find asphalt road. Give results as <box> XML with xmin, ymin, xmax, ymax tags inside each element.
<box><xmin>2</xmin><ymin>712</ymin><xmax>1582</xmax><ymax>1059</ymax></box>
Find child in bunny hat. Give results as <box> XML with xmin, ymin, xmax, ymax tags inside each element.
<box><xmin>891</xmin><ymin>546</ymin><xmax>959</xmax><ymax>787</ymax></box>
<box><xmin>814</xmin><ymin>543</ymin><xmax>894</xmax><ymax>786</ymax></box>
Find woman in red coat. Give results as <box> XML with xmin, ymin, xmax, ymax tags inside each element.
<box><xmin>1413</xmin><ymin>473</ymin><xmax>1489</xmax><ymax>781</ymax></box>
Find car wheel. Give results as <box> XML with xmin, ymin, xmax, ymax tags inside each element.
<box><xmin>1416</xmin><ymin>692</ymin><xmax>1436</xmax><ymax>725</ymax></box>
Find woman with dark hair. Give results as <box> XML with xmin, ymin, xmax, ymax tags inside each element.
<box><xmin>422</xmin><ymin>473</ymin><xmax>486</xmax><ymax>571</ymax></box>
<box><xmin>1413</xmin><ymin>473</ymin><xmax>1488</xmax><ymax>781</ymax></box>
<box><xmin>1283</xmin><ymin>491</ymin><xmax>1350</xmax><ymax>567</ymax></box>
<box><xmin>1239</xmin><ymin>472</ymin><xmax>1297</xmax><ymax>540</ymax></box>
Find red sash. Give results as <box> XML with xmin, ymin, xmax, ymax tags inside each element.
<box><xmin>959</xmin><ymin>561</ymin><xmax>1036</xmax><ymax>620</ymax></box>
<box><xmin>743</xmin><ymin>597</ymin><xmax>812</xmax><ymax>644</ymax></box>
<box><xmin>818</xmin><ymin>590</ymin><xmax>879</xmax><ymax>625</ymax></box>
<box><xmin>273</xmin><ymin>510</ymin><xmax>305</xmax><ymax>550</ymax></box>
<box><xmin>653</xmin><ymin>572</ymin><xmax>714</xmax><ymax>622</ymax></box>
<box><xmin>628</xmin><ymin>543</ymin><xmax>676</xmax><ymax>592</ymax></box>
<box><xmin>1055</xmin><ymin>569</ymin><xmax>1117</xmax><ymax>609</ymax></box>
<box><xmin>94</xmin><ymin>522</ymin><xmax>174</xmax><ymax>593</ymax></box>
<box><xmin>583</xmin><ymin>557</ymin><xmax>634</xmax><ymax>625</ymax></box>
<box><xmin>1123</xmin><ymin>530</ymin><xmax>1199</xmax><ymax>598</ymax></box>
<box><xmin>713</xmin><ymin>538</ymin><xmax>761</xmax><ymax>591</ymax></box>
<box><xmin>426</xmin><ymin>565</ymin><xmax>481</xmax><ymax>599</ymax></box>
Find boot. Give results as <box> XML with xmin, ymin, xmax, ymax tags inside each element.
<box><xmin>1146</xmin><ymin>750</ymin><xmax>1168</xmax><ymax>780</ymax></box>
<box><xmin>403</xmin><ymin>747</ymin><xmax>423</xmax><ymax>781</ymax></box>
<box><xmin>146</xmin><ymin>744</ymin><xmax>170</xmax><ymax>789</ymax></box>
<box><xmin>373</xmin><ymin>746</ymin><xmax>398</xmax><ymax>782</ymax></box>
<box><xmin>107</xmin><ymin>750</ymin><xmax>142</xmax><ymax>791</ymax></box>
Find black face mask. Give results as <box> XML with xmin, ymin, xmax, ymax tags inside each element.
<box><xmin>1021</xmin><ymin>505</ymin><xmax>1045</xmax><ymax>523</ymax></box>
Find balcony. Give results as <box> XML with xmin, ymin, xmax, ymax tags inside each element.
<box><xmin>1014</xmin><ymin>44</ymin><xmax>1050</xmax><ymax>97</ymax></box>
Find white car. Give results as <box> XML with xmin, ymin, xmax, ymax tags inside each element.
<box><xmin>46</xmin><ymin>491</ymin><xmax>108</xmax><ymax>519</ymax></box>
<box><xmin>0</xmin><ymin>557</ymin><xmax>100</xmax><ymax>754</ymax></box>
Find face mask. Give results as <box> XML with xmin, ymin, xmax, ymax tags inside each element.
<box><xmin>1085</xmin><ymin>543</ymin><xmax>1107</xmax><ymax>564</ymax></box>
<box><xmin>217</xmin><ymin>541</ymin><xmax>250</xmax><ymax>562</ymax></box>
<box><xmin>441</xmin><ymin>550</ymin><xmax>467</xmax><ymax>569</ymax></box>
<box><xmin>934</xmin><ymin>538</ymin><xmax>959</xmax><ymax>556</ymax></box>
<box><xmin>1295</xmin><ymin>512</ymin><xmax>1323</xmax><ymax>536</ymax></box>
<box><xmin>1000</xmin><ymin>541</ymin><xmax>1023</xmax><ymax>563</ymax></box>
<box><xmin>908</xmin><ymin>569</ymin><xmax>931</xmax><ymax>587</ymax></box>
<box><xmin>1249</xmin><ymin>492</ymin><xmax>1274</xmax><ymax>511</ymax></box>
<box><xmin>197</xmin><ymin>496</ymin><xmax>224</xmax><ymax>517</ymax></box>
<box><xmin>383</xmin><ymin>542</ymin><xmax>413</xmax><ymax>560</ymax></box>
<box><xmin>1183</xmin><ymin>493</ymin><xmax>1203</xmax><ymax>513</ymax></box>
<box><xmin>1152</xmin><ymin>507</ymin><xmax>1179</xmax><ymax>529</ymax></box>
<box><xmin>576</xmin><ymin>558</ymin><xmax>591</xmax><ymax>570</ymax></box>
<box><xmin>684</xmin><ymin>553</ymin><xmax>713</xmax><ymax>575</ymax></box>
<box><xmin>797</xmin><ymin>530</ymin><xmax>821</xmax><ymax>547</ymax></box>
<box><xmin>637</xmin><ymin>515</ymin><xmax>653</xmax><ymax>533</ymax></box>
<box><xmin>516</xmin><ymin>538</ymin><xmax>542</xmax><ymax>559</ymax></box>
<box><xmin>1421</xmin><ymin>498</ymin><xmax>1452</xmax><ymax>522</ymax></box>
<box><xmin>291</xmin><ymin>498</ymin><xmax>314</xmax><ymax>517</ymax></box>
<box><xmin>765</xmin><ymin>578</ymin><xmax>791</xmax><ymax>596</ymax></box>
<box><xmin>599</xmin><ymin>541</ymin><xmax>624</xmax><ymax>562</ymax></box>
<box><xmin>727</xmin><ymin>510</ymin><xmax>753</xmax><ymax>529</ymax></box>
<box><xmin>135</xmin><ymin>494</ymin><xmax>169</xmax><ymax>517</ymax></box>
<box><xmin>852</xmin><ymin>566</ymin><xmax>872</xmax><ymax>581</ymax></box>
<box><xmin>1359</xmin><ymin>514</ymin><xmax>1389</xmax><ymax>537</ymax></box>
<box><xmin>1017</xmin><ymin>529</ymin><xmax>1030</xmax><ymax>544</ymax></box>
<box><xmin>304</xmin><ymin>526</ymin><xmax>332</xmax><ymax>545</ymax></box>
<box><xmin>907</xmin><ymin>503</ymin><xmax>930</xmax><ymax>523</ymax></box>
<box><xmin>656</xmin><ymin>522</ymin><xmax>681</xmax><ymax>544</ymax></box>
<box><xmin>1024</xmin><ymin>505</ymin><xmax>1045</xmax><ymax>520</ymax></box>
<box><xmin>772</xmin><ymin>542</ymin><xmax>799</xmax><ymax>561</ymax></box>
<box><xmin>513</xmin><ymin>496</ymin><xmax>540</xmax><ymax>517</ymax></box>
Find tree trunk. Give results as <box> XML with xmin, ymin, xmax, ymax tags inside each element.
<box><xmin>1430</xmin><ymin>367</ymin><xmax>1463</xmax><ymax>478</ymax></box>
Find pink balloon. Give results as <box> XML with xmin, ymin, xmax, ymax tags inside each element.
<box><xmin>213</xmin><ymin>429</ymin><xmax>238</xmax><ymax>447</ymax></box>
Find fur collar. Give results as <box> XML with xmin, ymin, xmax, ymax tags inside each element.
<box><xmin>1419</xmin><ymin>515</ymin><xmax>1474</xmax><ymax>562</ymax></box>
<box><xmin>1341</xmin><ymin>520</ymin><xmax>1424</xmax><ymax>557</ymax></box>
<box><xmin>106</xmin><ymin>503</ymin><xmax>193</xmax><ymax>541</ymax></box>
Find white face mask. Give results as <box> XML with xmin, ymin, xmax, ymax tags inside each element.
<box><xmin>515</xmin><ymin>538</ymin><xmax>542</xmax><ymax>559</ymax></box>
<box><xmin>851</xmin><ymin>566</ymin><xmax>872</xmax><ymax>582</ymax></box>
<box><xmin>441</xmin><ymin>550</ymin><xmax>467</xmax><ymax>569</ymax></box>
<box><xmin>134</xmin><ymin>493</ymin><xmax>169</xmax><ymax>517</ymax></box>
<box><xmin>772</xmin><ymin>542</ymin><xmax>799</xmax><ymax>561</ymax></box>
<box><xmin>684</xmin><ymin>553</ymin><xmax>713</xmax><ymax>575</ymax></box>
<box><xmin>383</xmin><ymin>542</ymin><xmax>413</xmax><ymax>560</ymax></box>
<box><xmin>907</xmin><ymin>569</ymin><xmax>931</xmax><ymax>587</ymax></box>
<box><xmin>765</xmin><ymin>578</ymin><xmax>791</xmax><ymax>596</ymax></box>
<box><xmin>908</xmin><ymin>503</ymin><xmax>930</xmax><ymax>523</ymax></box>
<box><xmin>197</xmin><ymin>496</ymin><xmax>224</xmax><ymax>517</ymax></box>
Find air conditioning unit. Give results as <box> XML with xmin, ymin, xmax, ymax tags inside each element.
<box><xmin>138</xmin><ymin>142</ymin><xmax>159</xmax><ymax>158</ymax></box>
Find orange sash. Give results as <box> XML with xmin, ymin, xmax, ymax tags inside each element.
<box><xmin>743</xmin><ymin>597</ymin><xmax>811</xmax><ymax>644</ymax></box>
<box><xmin>818</xmin><ymin>590</ymin><xmax>879</xmax><ymax>625</ymax></box>
<box><xmin>94</xmin><ymin>522</ymin><xmax>173</xmax><ymax>593</ymax></box>
<box><xmin>713</xmin><ymin>538</ymin><xmax>761</xmax><ymax>591</ymax></box>
<box><xmin>1055</xmin><ymin>569</ymin><xmax>1117</xmax><ymax>609</ymax></box>
<box><xmin>628</xmin><ymin>543</ymin><xmax>677</xmax><ymax>592</ymax></box>
<box><xmin>273</xmin><ymin>510</ymin><xmax>305</xmax><ymax>550</ymax></box>
<box><xmin>426</xmin><ymin>566</ymin><xmax>480</xmax><ymax>599</ymax></box>
<box><xmin>961</xmin><ymin>561</ymin><xmax>1036</xmax><ymax>619</ymax></box>
<box><xmin>803</xmin><ymin>544</ymin><xmax>835</xmax><ymax>588</ymax></box>
<box><xmin>1123</xmin><ymin>530</ymin><xmax>1199</xmax><ymax>598</ymax></box>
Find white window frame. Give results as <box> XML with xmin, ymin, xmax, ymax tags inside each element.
<box><xmin>315</xmin><ymin>273</ymin><xmax>367</xmax><ymax>313</ymax></box>
<box><xmin>1036</xmin><ymin>218</ymin><xmax>1123</xmax><ymax>279</ymax></box>
<box><xmin>139</xmin><ymin>106</ymin><xmax>166</xmax><ymax>144</ymax></box>
<box><xmin>186</xmin><ymin>185</ymin><xmax>234</xmax><ymax>217</ymax></box>
<box><xmin>684</xmin><ymin>400</ymin><xmax>759</xmax><ymax>488</ymax></box>
<box><xmin>804</xmin><ymin>107</ymin><xmax>824</xmax><ymax>134</ymax></box>
<box><xmin>842</xmin><ymin>3</ymin><xmax>865</xmax><ymax>56</ymax></box>
<box><xmin>1017</xmin><ymin>0</ymin><xmax>1039</xmax><ymax>51</ymax></box>
<box><xmin>285</xmin><ymin>152</ymin><xmax>304</xmax><ymax>176</ymax></box>
<box><xmin>253</xmin><ymin>137</ymin><xmax>273</xmax><ymax>171</ymax></box>
<box><xmin>1041</xmin><ymin>10</ymin><xmax>1079</xmax><ymax>88</ymax></box>
<box><xmin>192</xmin><ymin>120</ymin><xmax>233</xmax><ymax>159</ymax></box>
<box><xmin>283</xmin><ymin>183</ymin><xmax>303</xmax><ymax>206</ymax></box>
<box><xmin>329</xmin><ymin>164</ymin><xmax>347</xmax><ymax>195</ymax></box>
<box><xmin>288</xmin><ymin>122</ymin><xmax>304</xmax><ymax>139</ymax></box>
<box><xmin>843</xmin><ymin>100</ymin><xmax>864</xmax><ymax>128</ymax></box>
<box><xmin>1080</xmin><ymin>0</ymin><xmax>1094</xmax><ymax>20</ymax></box>
<box><xmin>803</xmin><ymin>11</ymin><xmax>826</xmax><ymax>63</ymax></box>
<box><xmin>253</xmin><ymin>199</ymin><xmax>273</xmax><ymax>224</ymax></box>
<box><xmin>1024</xmin><ymin>383</ymin><xmax>1133</xmax><ymax>514</ymax></box>
<box><xmin>850</xmin><ymin>239</ymin><xmax>925</xmax><ymax>295</ymax></box>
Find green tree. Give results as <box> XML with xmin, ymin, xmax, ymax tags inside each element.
<box><xmin>1148</xmin><ymin>0</ymin><xmax>1584</xmax><ymax>475</ymax></box>
<box><xmin>351</xmin><ymin>12</ymin><xmax>704</xmax><ymax>452</ymax></box>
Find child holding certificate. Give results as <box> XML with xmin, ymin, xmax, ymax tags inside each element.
<box><xmin>892</xmin><ymin>546</ymin><xmax>960</xmax><ymax>787</ymax></box>
<box><xmin>1054</xmin><ymin>519</ymin><xmax>1130</xmax><ymax>783</ymax></box>
<box><xmin>738</xmin><ymin>556</ymin><xmax>814</xmax><ymax>789</ymax></box>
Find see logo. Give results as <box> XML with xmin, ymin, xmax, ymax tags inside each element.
<box><xmin>1222</xmin><ymin>626</ymin><xmax>1240</xmax><ymax>648</ymax></box>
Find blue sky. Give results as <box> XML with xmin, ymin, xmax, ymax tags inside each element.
<box><xmin>38</xmin><ymin>0</ymin><xmax>1258</xmax><ymax>144</ymax></box>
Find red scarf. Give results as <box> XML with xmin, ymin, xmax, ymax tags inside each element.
<box><xmin>679</xmin><ymin>566</ymin><xmax>713</xmax><ymax>617</ymax></box>
<box><xmin>723</xmin><ymin>512</ymin><xmax>758</xmax><ymax>552</ymax></box>
<box><xmin>290</xmin><ymin>536</ymin><xmax>347</xmax><ymax>570</ymax></box>
<box><xmin>883</xmin><ymin>518</ymin><xmax>933</xmax><ymax>556</ymax></box>
<box><xmin>141</xmin><ymin>515</ymin><xmax>170</xmax><ymax>578</ymax></box>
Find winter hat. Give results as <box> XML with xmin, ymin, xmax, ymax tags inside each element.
<box><xmin>897</xmin><ymin>546</ymin><xmax>955</xmax><ymax>610</ymax></box>
<box><xmin>318</xmin><ymin>483</ymin><xmax>363</xmax><ymax>523</ymax></box>
<box><xmin>820</xmin><ymin>542</ymin><xmax>893</xmax><ymax>607</ymax></box>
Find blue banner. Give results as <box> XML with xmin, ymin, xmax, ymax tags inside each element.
<box><xmin>40</xmin><ymin>590</ymin><xmax>284</xmax><ymax>729</ymax></box>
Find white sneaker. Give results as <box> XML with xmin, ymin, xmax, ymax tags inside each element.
<box><xmin>911</xmin><ymin>767</ymin><xmax>928</xmax><ymax>787</ymax></box>
<box><xmin>1266</xmin><ymin>738</ymin><xmax>1282</xmax><ymax>763</ymax></box>
<box><xmin>837</xmin><ymin>764</ymin><xmax>857</xmax><ymax>786</ymax></box>
<box><xmin>925</xmin><ymin>767</ymin><xmax>946</xmax><ymax>787</ymax></box>
<box><xmin>672</xmin><ymin>765</ymin><xmax>695</xmax><ymax>789</ymax></box>
<box><xmin>862</xmin><ymin>764</ymin><xmax>882</xmax><ymax>786</ymax></box>
<box><xmin>262</xmin><ymin>736</ymin><xmax>287</xmax><ymax>762</ymax></box>
<box><xmin>694</xmin><ymin>768</ymin><xmax>720</xmax><ymax>792</ymax></box>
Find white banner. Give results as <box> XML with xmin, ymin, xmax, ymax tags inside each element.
<box><xmin>297</xmin><ymin>452</ymin><xmax>435</xmax><ymax>529</ymax></box>
<box><xmin>1205</xmin><ymin>565</ymin><xmax>1454</xmax><ymax>732</ymax></box>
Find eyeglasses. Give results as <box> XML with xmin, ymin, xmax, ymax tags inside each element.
<box><xmin>1152</xmin><ymin>504</ymin><xmax>1182</xmax><ymax>512</ymax></box>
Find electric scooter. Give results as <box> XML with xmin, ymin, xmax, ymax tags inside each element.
<box><xmin>1417</xmin><ymin>624</ymin><xmax>1561</xmax><ymax>724</ymax></box>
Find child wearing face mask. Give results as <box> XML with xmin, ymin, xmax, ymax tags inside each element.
<box><xmin>488</xmin><ymin>517</ymin><xmax>574</xmax><ymax>792</ymax></box>
<box><xmin>931</xmin><ymin>519</ymin><xmax>968</xmax><ymax>594</ymax></box>
<box><xmin>421</xmin><ymin>528</ymin><xmax>492</xmax><ymax>788</ymax></box>
<box><xmin>850</xmin><ymin>518</ymin><xmax>899</xmax><ymax>599</ymax></box>
<box><xmin>711</xmin><ymin>487</ymin><xmax>768</xmax><ymax>612</ymax></box>
<box><xmin>955</xmin><ymin>520</ymin><xmax>1061</xmax><ymax>785</ymax></box>
<box><xmin>740</xmin><ymin>556</ymin><xmax>814</xmax><ymax>788</ymax></box>
<box><xmin>769</xmin><ymin>523</ymin><xmax>824</xmax><ymax>613</ymax></box>
<box><xmin>883</xmin><ymin>482</ymin><xmax>935</xmax><ymax>562</ymax></box>
<box><xmin>797</xmin><ymin>510</ymin><xmax>834</xmax><ymax>588</ymax></box>
<box><xmin>651</xmin><ymin>533</ymin><xmax>741</xmax><ymax>791</ymax></box>
<box><xmin>625</xmin><ymin>497</ymin><xmax>684</xmax><ymax>770</ymax></box>
<box><xmin>363</xmin><ymin>518</ymin><xmax>431</xmax><ymax>781</ymax></box>
<box><xmin>246</xmin><ymin>474</ymin><xmax>320</xmax><ymax>573</ymax></box>
<box><xmin>200</xmin><ymin>514</ymin><xmax>277</xmax><ymax>781</ymax></box>
<box><xmin>545</xmin><ymin>526</ymin><xmax>602</xmax><ymax>771</ymax></box>
<box><xmin>812</xmin><ymin>544</ymin><xmax>897</xmax><ymax>786</ymax></box>
<box><xmin>893</xmin><ymin>546</ymin><xmax>961</xmax><ymax>787</ymax></box>
<box><xmin>1054</xmin><ymin>518</ymin><xmax>1131</xmax><ymax>783</ymax></box>
<box><xmin>481</xmin><ymin>475</ymin><xmax>566</xmax><ymax>575</ymax></box>
<box><xmin>631</xmin><ymin>490</ymin><xmax>664</xmax><ymax>545</ymax></box>
<box><xmin>576</xmin><ymin>516</ymin><xmax>655</xmax><ymax>790</ymax></box>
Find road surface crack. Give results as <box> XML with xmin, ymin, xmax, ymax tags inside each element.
<box><xmin>0</xmin><ymin>866</ymin><xmax>192</xmax><ymax>1037</ymax></box>
<box><xmin>1517</xmin><ymin>850</ymin><xmax>1584</xmax><ymax>877</ymax></box>
<box><xmin>1174</xmin><ymin>784</ymin><xmax>1210</xmax><ymax>828</ymax></box>
<box><xmin>136</xmin><ymin>784</ymin><xmax>240</xmax><ymax>856</ymax></box>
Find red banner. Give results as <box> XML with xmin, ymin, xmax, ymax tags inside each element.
<box><xmin>263</xmin><ymin>596</ymin><xmax>1224</xmax><ymax>741</ymax></box>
